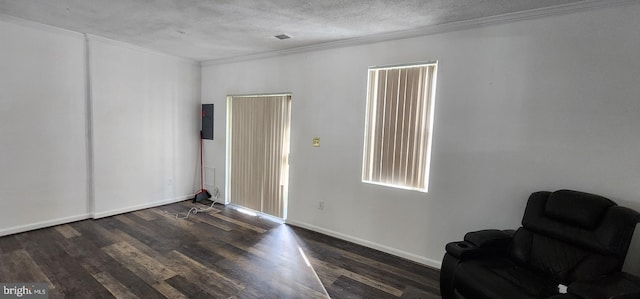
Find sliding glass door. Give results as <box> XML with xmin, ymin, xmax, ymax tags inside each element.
<box><xmin>226</xmin><ymin>94</ymin><xmax>291</xmax><ymax>219</ymax></box>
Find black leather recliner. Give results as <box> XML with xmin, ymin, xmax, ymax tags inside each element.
<box><xmin>440</xmin><ymin>190</ymin><xmax>640</xmax><ymax>299</ymax></box>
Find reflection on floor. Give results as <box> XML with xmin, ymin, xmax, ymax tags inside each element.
<box><xmin>0</xmin><ymin>200</ymin><xmax>440</xmax><ymax>298</ymax></box>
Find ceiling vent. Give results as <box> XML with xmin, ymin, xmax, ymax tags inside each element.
<box><xmin>274</xmin><ymin>34</ymin><xmax>291</xmax><ymax>40</ymax></box>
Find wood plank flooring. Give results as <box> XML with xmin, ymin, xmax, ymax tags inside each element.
<box><xmin>0</xmin><ymin>200</ymin><xmax>441</xmax><ymax>298</ymax></box>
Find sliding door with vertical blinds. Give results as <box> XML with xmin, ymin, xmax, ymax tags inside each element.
<box><xmin>362</xmin><ymin>63</ymin><xmax>437</xmax><ymax>192</ymax></box>
<box><xmin>227</xmin><ymin>94</ymin><xmax>291</xmax><ymax>218</ymax></box>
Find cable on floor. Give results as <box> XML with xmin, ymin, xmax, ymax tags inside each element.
<box><xmin>165</xmin><ymin>187</ymin><xmax>221</xmax><ymax>219</ymax></box>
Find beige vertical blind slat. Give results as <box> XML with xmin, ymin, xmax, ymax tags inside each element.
<box><xmin>371</xmin><ymin>69</ymin><xmax>382</xmax><ymax>182</ymax></box>
<box><xmin>395</xmin><ymin>68</ymin><xmax>408</xmax><ymax>185</ymax></box>
<box><xmin>410</xmin><ymin>66</ymin><xmax>423</xmax><ymax>187</ymax></box>
<box><xmin>362</xmin><ymin>63</ymin><xmax>436</xmax><ymax>191</ymax></box>
<box><xmin>415</xmin><ymin>66</ymin><xmax>426</xmax><ymax>188</ymax></box>
<box><xmin>362</xmin><ymin>70</ymin><xmax>376</xmax><ymax>182</ymax></box>
<box><xmin>229</xmin><ymin>94</ymin><xmax>291</xmax><ymax>218</ymax></box>
<box><xmin>405</xmin><ymin>67</ymin><xmax>418</xmax><ymax>186</ymax></box>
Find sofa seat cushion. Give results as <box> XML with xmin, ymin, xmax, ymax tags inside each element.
<box><xmin>455</xmin><ymin>257</ymin><xmax>560</xmax><ymax>299</ymax></box>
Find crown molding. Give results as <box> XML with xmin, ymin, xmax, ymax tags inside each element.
<box><xmin>0</xmin><ymin>13</ymin><xmax>84</xmax><ymax>39</ymax></box>
<box><xmin>202</xmin><ymin>0</ymin><xmax>639</xmax><ymax>67</ymax></box>
<box><xmin>86</xmin><ymin>34</ymin><xmax>199</xmax><ymax>66</ymax></box>
<box><xmin>0</xmin><ymin>13</ymin><xmax>198</xmax><ymax>66</ymax></box>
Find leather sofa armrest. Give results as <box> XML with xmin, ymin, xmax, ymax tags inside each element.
<box><xmin>464</xmin><ymin>229</ymin><xmax>513</xmax><ymax>248</ymax></box>
<box><xmin>569</xmin><ymin>272</ymin><xmax>640</xmax><ymax>299</ymax></box>
<box><xmin>445</xmin><ymin>229</ymin><xmax>513</xmax><ymax>260</ymax></box>
<box><xmin>445</xmin><ymin>241</ymin><xmax>479</xmax><ymax>259</ymax></box>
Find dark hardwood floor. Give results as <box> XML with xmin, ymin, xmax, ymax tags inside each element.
<box><xmin>0</xmin><ymin>200</ymin><xmax>441</xmax><ymax>298</ymax></box>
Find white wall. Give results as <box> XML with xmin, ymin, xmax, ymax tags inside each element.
<box><xmin>202</xmin><ymin>3</ymin><xmax>640</xmax><ymax>273</ymax></box>
<box><xmin>0</xmin><ymin>16</ymin><xmax>201</xmax><ymax>234</ymax></box>
<box><xmin>90</xmin><ymin>37</ymin><xmax>201</xmax><ymax>217</ymax></box>
<box><xmin>0</xmin><ymin>18</ymin><xmax>89</xmax><ymax>235</ymax></box>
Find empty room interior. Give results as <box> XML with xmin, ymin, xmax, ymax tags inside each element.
<box><xmin>2</xmin><ymin>0</ymin><xmax>640</xmax><ymax>298</ymax></box>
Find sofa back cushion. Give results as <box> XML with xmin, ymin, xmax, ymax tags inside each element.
<box><xmin>514</xmin><ymin>190</ymin><xmax>639</xmax><ymax>283</ymax></box>
<box><xmin>544</xmin><ymin>189</ymin><xmax>614</xmax><ymax>229</ymax></box>
<box><xmin>510</xmin><ymin>228</ymin><xmax>620</xmax><ymax>283</ymax></box>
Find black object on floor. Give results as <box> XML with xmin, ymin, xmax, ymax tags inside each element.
<box><xmin>193</xmin><ymin>189</ymin><xmax>211</xmax><ymax>203</ymax></box>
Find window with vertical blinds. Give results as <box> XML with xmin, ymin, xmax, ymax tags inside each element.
<box><xmin>362</xmin><ymin>62</ymin><xmax>437</xmax><ymax>192</ymax></box>
<box><xmin>227</xmin><ymin>94</ymin><xmax>291</xmax><ymax>218</ymax></box>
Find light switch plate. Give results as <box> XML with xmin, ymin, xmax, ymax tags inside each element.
<box><xmin>313</xmin><ymin>137</ymin><xmax>320</xmax><ymax>147</ymax></box>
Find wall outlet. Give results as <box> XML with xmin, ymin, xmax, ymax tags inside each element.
<box><xmin>318</xmin><ymin>201</ymin><xmax>325</xmax><ymax>210</ymax></box>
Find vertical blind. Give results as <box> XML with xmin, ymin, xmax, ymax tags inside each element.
<box><xmin>228</xmin><ymin>95</ymin><xmax>291</xmax><ymax>218</ymax></box>
<box><xmin>362</xmin><ymin>63</ymin><xmax>436</xmax><ymax>191</ymax></box>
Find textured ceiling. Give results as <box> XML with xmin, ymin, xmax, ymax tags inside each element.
<box><xmin>0</xmin><ymin>0</ymin><xmax>597</xmax><ymax>61</ymax></box>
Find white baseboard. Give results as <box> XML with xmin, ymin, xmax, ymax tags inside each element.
<box><xmin>0</xmin><ymin>195</ymin><xmax>193</xmax><ymax>236</ymax></box>
<box><xmin>0</xmin><ymin>213</ymin><xmax>92</xmax><ymax>237</ymax></box>
<box><xmin>92</xmin><ymin>195</ymin><xmax>192</xmax><ymax>219</ymax></box>
<box><xmin>286</xmin><ymin>220</ymin><xmax>442</xmax><ymax>270</ymax></box>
